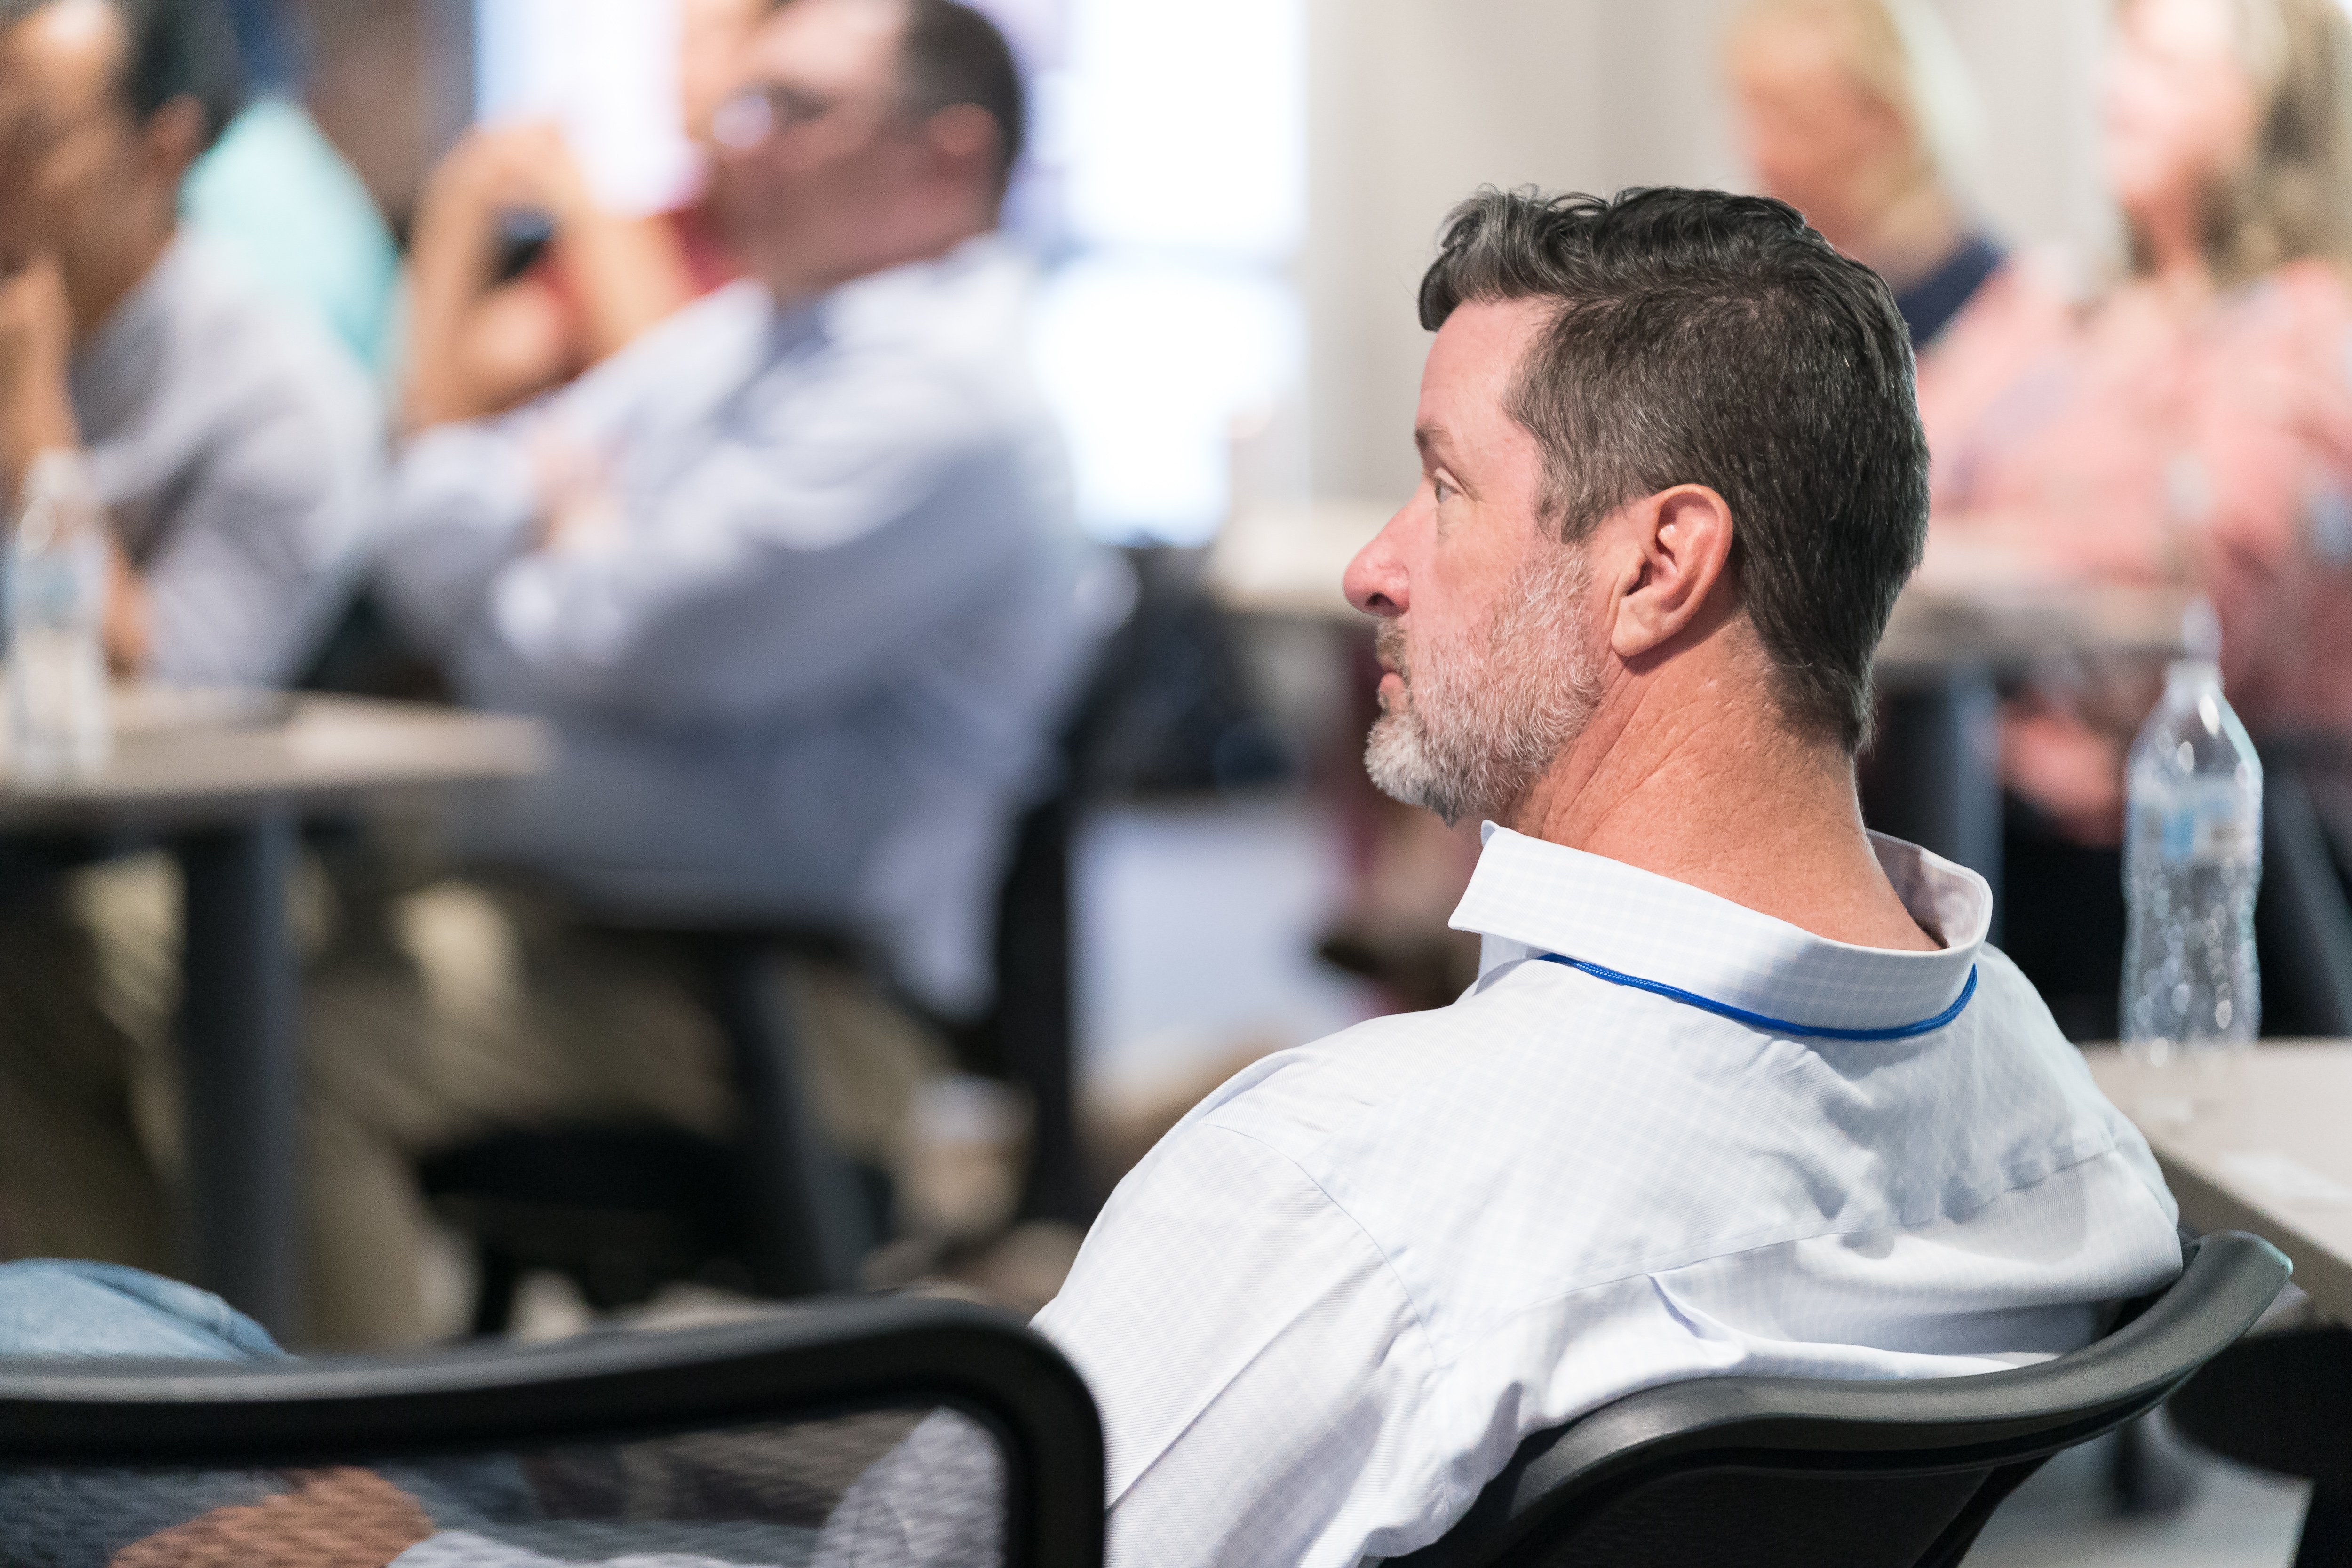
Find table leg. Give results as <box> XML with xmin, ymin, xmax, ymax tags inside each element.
<box><xmin>174</xmin><ymin>814</ymin><xmax>302</xmax><ymax>1343</ymax></box>
<box><xmin>1867</xmin><ymin>668</ymin><xmax>2005</xmax><ymax>940</ymax></box>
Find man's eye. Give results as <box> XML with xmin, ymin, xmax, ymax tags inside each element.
<box><xmin>1432</xmin><ymin>476</ymin><xmax>1455</xmax><ymax>504</ymax></box>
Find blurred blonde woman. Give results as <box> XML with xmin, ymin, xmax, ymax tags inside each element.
<box><xmin>1726</xmin><ymin>0</ymin><xmax>1999</xmax><ymax>347</ymax></box>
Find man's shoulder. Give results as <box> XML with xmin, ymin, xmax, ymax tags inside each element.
<box><xmin>1174</xmin><ymin>971</ymin><xmax>1642</xmax><ymax>1167</ymax></box>
<box><xmin>1141</xmin><ymin>947</ymin><xmax>2159</xmax><ymax>1312</ymax></box>
<box><xmin>154</xmin><ymin>239</ymin><xmax>380</xmax><ymax>427</ymax></box>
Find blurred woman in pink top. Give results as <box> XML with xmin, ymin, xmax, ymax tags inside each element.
<box><xmin>1915</xmin><ymin>0</ymin><xmax>2352</xmax><ymax>1037</ymax></box>
<box><xmin>1923</xmin><ymin>0</ymin><xmax>2352</xmax><ymax>825</ymax></box>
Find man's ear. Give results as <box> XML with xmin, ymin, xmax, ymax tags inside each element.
<box><xmin>924</xmin><ymin>102</ymin><xmax>998</xmax><ymax>187</ymax></box>
<box><xmin>142</xmin><ymin>94</ymin><xmax>206</xmax><ymax>186</ymax></box>
<box><xmin>1606</xmin><ymin>483</ymin><xmax>1736</xmax><ymax>661</ymax></box>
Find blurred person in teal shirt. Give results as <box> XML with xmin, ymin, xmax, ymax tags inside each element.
<box><xmin>180</xmin><ymin>0</ymin><xmax>400</xmax><ymax>379</ymax></box>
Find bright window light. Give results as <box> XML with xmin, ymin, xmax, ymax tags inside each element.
<box><xmin>1036</xmin><ymin>0</ymin><xmax>1308</xmax><ymax>543</ymax></box>
<box><xmin>474</xmin><ymin>0</ymin><xmax>697</xmax><ymax>216</ymax></box>
<box><xmin>1056</xmin><ymin>0</ymin><xmax>1306</xmax><ymax>260</ymax></box>
<box><xmin>1035</xmin><ymin>258</ymin><xmax>1304</xmax><ymax>547</ymax></box>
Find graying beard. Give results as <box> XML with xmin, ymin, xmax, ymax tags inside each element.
<box><xmin>1363</xmin><ymin>552</ymin><xmax>1597</xmax><ymax>825</ymax></box>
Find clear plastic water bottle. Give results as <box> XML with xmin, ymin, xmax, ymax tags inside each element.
<box><xmin>6</xmin><ymin>449</ymin><xmax>112</xmax><ymax>784</ymax></box>
<box><xmin>2120</xmin><ymin>659</ymin><xmax>2261</xmax><ymax>1066</ymax></box>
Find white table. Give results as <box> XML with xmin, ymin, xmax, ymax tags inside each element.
<box><xmin>2085</xmin><ymin>1043</ymin><xmax>2352</xmax><ymax>1323</ymax></box>
<box><xmin>0</xmin><ymin>694</ymin><xmax>549</xmax><ymax>1340</ymax></box>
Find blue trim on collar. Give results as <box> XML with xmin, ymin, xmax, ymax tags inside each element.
<box><xmin>1534</xmin><ymin>954</ymin><xmax>1979</xmax><ymax>1042</ymax></box>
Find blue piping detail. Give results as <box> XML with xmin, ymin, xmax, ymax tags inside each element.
<box><xmin>1533</xmin><ymin>954</ymin><xmax>1978</xmax><ymax>1042</ymax></box>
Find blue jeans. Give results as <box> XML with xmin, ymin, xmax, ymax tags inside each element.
<box><xmin>0</xmin><ymin>1260</ymin><xmax>281</xmax><ymax>1361</ymax></box>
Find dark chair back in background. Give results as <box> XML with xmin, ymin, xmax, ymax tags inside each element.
<box><xmin>1389</xmin><ymin>1232</ymin><xmax>2289</xmax><ymax>1568</ymax></box>
<box><xmin>2168</xmin><ymin>1321</ymin><xmax>2352</xmax><ymax>1568</ymax></box>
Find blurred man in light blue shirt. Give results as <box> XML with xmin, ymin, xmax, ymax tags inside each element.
<box><xmin>375</xmin><ymin>0</ymin><xmax>1083</xmax><ymax>1017</ymax></box>
<box><xmin>251</xmin><ymin>0</ymin><xmax>1093</xmax><ymax>1345</ymax></box>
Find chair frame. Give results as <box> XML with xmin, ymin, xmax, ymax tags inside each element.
<box><xmin>0</xmin><ymin>1293</ymin><xmax>1105</xmax><ymax>1568</ymax></box>
<box><xmin>1396</xmin><ymin>1232</ymin><xmax>2290</xmax><ymax>1568</ymax></box>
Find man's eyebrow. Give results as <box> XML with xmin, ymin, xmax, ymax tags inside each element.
<box><xmin>1414</xmin><ymin>424</ymin><xmax>1456</xmax><ymax>462</ymax></box>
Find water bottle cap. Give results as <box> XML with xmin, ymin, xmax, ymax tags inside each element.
<box><xmin>2179</xmin><ymin>595</ymin><xmax>2224</xmax><ymax>660</ymax></box>
<box><xmin>18</xmin><ymin>449</ymin><xmax>94</xmax><ymax>508</ymax></box>
<box><xmin>2164</xmin><ymin>658</ymin><xmax>2223</xmax><ymax>691</ymax></box>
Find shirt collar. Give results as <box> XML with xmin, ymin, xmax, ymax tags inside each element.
<box><xmin>803</xmin><ymin>231</ymin><xmax>1026</xmax><ymax>342</ymax></box>
<box><xmin>1450</xmin><ymin>825</ymin><xmax>1987</xmax><ymax>1035</ymax></box>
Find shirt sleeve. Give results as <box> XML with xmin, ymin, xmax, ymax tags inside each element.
<box><xmin>1032</xmin><ymin>1122</ymin><xmax>1454</xmax><ymax>1568</ymax></box>
<box><xmin>379</xmin><ymin>355</ymin><xmax>1032</xmax><ymax>725</ymax></box>
<box><xmin>134</xmin><ymin>369</ymin><xmax>380</xmax><ymax>686</ymax></box>
<box><xmin>369</xmin><ymin>420</ymin><xmax>545</xmax><ymax>658</ymax></box>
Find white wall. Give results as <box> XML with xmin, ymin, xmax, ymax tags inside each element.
<box><xmin>1301</xmin><ymin>0</ymin><xmax>2110</xmax><ymax>506</ymax></box>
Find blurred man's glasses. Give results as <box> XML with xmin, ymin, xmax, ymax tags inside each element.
<box><xmin>711</xmin><ymin>82</ymin><xmax>843</xmax><ymax>150</ymax></box>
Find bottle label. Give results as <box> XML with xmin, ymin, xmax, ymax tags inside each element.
<box><xmin>2149</xmin><ymin>780</ymin><xmax>2259</xmax><ymax>866</ymax></box>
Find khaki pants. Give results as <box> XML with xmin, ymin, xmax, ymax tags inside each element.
<box><xmin>0</xmin><ymin>851</ymin><xmax>939</xmax><ymax>1350</ymax></box>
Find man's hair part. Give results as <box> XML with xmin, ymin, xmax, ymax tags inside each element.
<box><xmin>898</xmin><ymin>0</ymin><xmax>1024</xmax><ymax>198</ymax></box>
<box><xmin>1417</xmin><ymin>185</ymin><xmax>1929</xmax><ymax>753</ymax></box>
<box><xmin>0</xmin><ymin>0</ymin><xmax>245</xmax><ymax>148</ymax></box>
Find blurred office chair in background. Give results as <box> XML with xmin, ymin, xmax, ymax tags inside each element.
<box><xmin>416</xmin><ymin>548</ymin><xmax>1294</xmax><ymax>1330</ymax></box>
<box><xmin>0</xmin><ymin>1292</ymin><xmax>1104</xmax><ymax>1566</ymax></box>
<box><xmin>1388</xmin><ymin>1232</ymin><xmax>2288</xmax><ymax>1568</ymax></box>
<box><xmin>2169</xmin><ymin>1322</ymin><xmax>2352</xmax><ymax>1568</ymax></box>
<box><xmin>2255</xmin><ymin>740</ymin><xmax>2352</xmax><ymax>1039</ymax></box>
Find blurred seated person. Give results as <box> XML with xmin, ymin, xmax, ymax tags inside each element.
<box><xmin>0</xmin><ymin>186</ymin><xmax>2186</xmax><ymax>1568</ymax></box>
<box><xmin>1918</xmin><ymin>0</ymin><xmax>2352</xmax><ymax>1030</ymax></box>
<box><xmin>1726</xmin><ymin>0</ymin><xmax>2001</xmax><ymax>349</ymax></box>
<box><xmin>401</xmin><ymin>0</ymin><xmax>771</xmax><ymax>428</ymax></box>
<box><xmin>0</xmin><ymin>0</ymin><xmax>378</xmax><ymax>684</ymax></box>
<box><xmin>262</xmin><ymin>0</ymin><xmax>1092</xmax><ymax>1347</ymax></box>
<box><xmin>0</xmin><ymin>0</ymin><xmax>380</xmax><ymax>1297</ymax></box>
<box><xmin>179</xmin><ymin>0</ymin><xmax>403</xmax><ymax>380</ymax></box>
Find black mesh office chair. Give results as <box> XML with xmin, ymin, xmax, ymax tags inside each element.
<box><xmin>0</xmin><ymin>1293</ymin><xmax>1104</xmax><ymax>1567</ymax></box>
<box><xmin>1390</xmin><ymin>1232</ymin><xmax>2289</xmax><ymax>1568</ymax></box>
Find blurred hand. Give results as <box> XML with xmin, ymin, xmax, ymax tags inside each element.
<box><xmin>479</xmin><ymin>120</ymin><xmax>597</xmax><ymax>224</ymax></box>
<box><xmin>457</xmin><ymin>279</ymin><xmax>577</xmax><ymax>417</ymax></box>
<box><xmin>2003</xmin><ymin>700</ymin><xmax>2128</xmax><ymax>848</ymax></box>
<box><xmin>107</xmin><ymin>1467</ymin><xmax>434</xmax><ymax>1568</ymax></box>
<box><xmin>412</xmin><ymin>121</ymin><xmax>596</xmax><ymax>267</ymax></box>
<box><xmin>529</xmin><ymin>422</ymin><xmax>625</xmax><ymax>554</ymax></box>
<box><xmin>405</xmin><ymin>123</ymin><xmax>604</xmax><ymax>430</ymax></box>
<box><xmin>104</xmin><ymin>535</ymin><xmax>151</xmax><ymax>676</ymax></box>
<box><xmin>0</xmin><ymin>253</ymin><xmax>77</xmax><ymax>480</ymax></box>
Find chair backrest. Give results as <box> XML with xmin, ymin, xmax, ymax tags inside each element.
<box><xmin>0</xmin><ymin>1293</ymin><xmax>1104</xmax><ymax>1568</ymax></box>
<box><xmin>1393</xmin><ymin>1231</ymin><xmax>2290</xmax><ymax>1568</ymax></box>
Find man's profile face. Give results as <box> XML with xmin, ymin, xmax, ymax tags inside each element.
<box><xmin>1343</xmin><ymin>298</ymin><xmax>1604</xmax><ymax>826</ymax></box>
<box><xmin>716</xmin><ymin>0</ymin><xmax>933</xmax><ymax>290</ymax></box>
<box><xmin>0</xmin><ymin>0</ymin><xmax>138</xmax><ymax>271</ymax></box>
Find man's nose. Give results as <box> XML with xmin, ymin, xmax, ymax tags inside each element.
<box><xmin>1343</xmin><ymin>506</ymin><xmax>1413</xmax><ymax>619</ymax></box>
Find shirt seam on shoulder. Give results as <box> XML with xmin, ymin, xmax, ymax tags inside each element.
<box><xmin>1189</xmin><ymin>1120</ymin><xmax>1477</xmax><ymax>1527</ymax></box>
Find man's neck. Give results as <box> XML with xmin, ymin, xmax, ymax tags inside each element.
<box><xmin>1508</xmin><ymin>645</ymin><xmax>1942</xmax><ymax>953</ymax></box>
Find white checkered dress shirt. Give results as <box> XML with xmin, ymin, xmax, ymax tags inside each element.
<box><xmin>1034</xmin><ymin>827</ymin><xmax>2183</xmax><ymax>1568</ymax></box>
